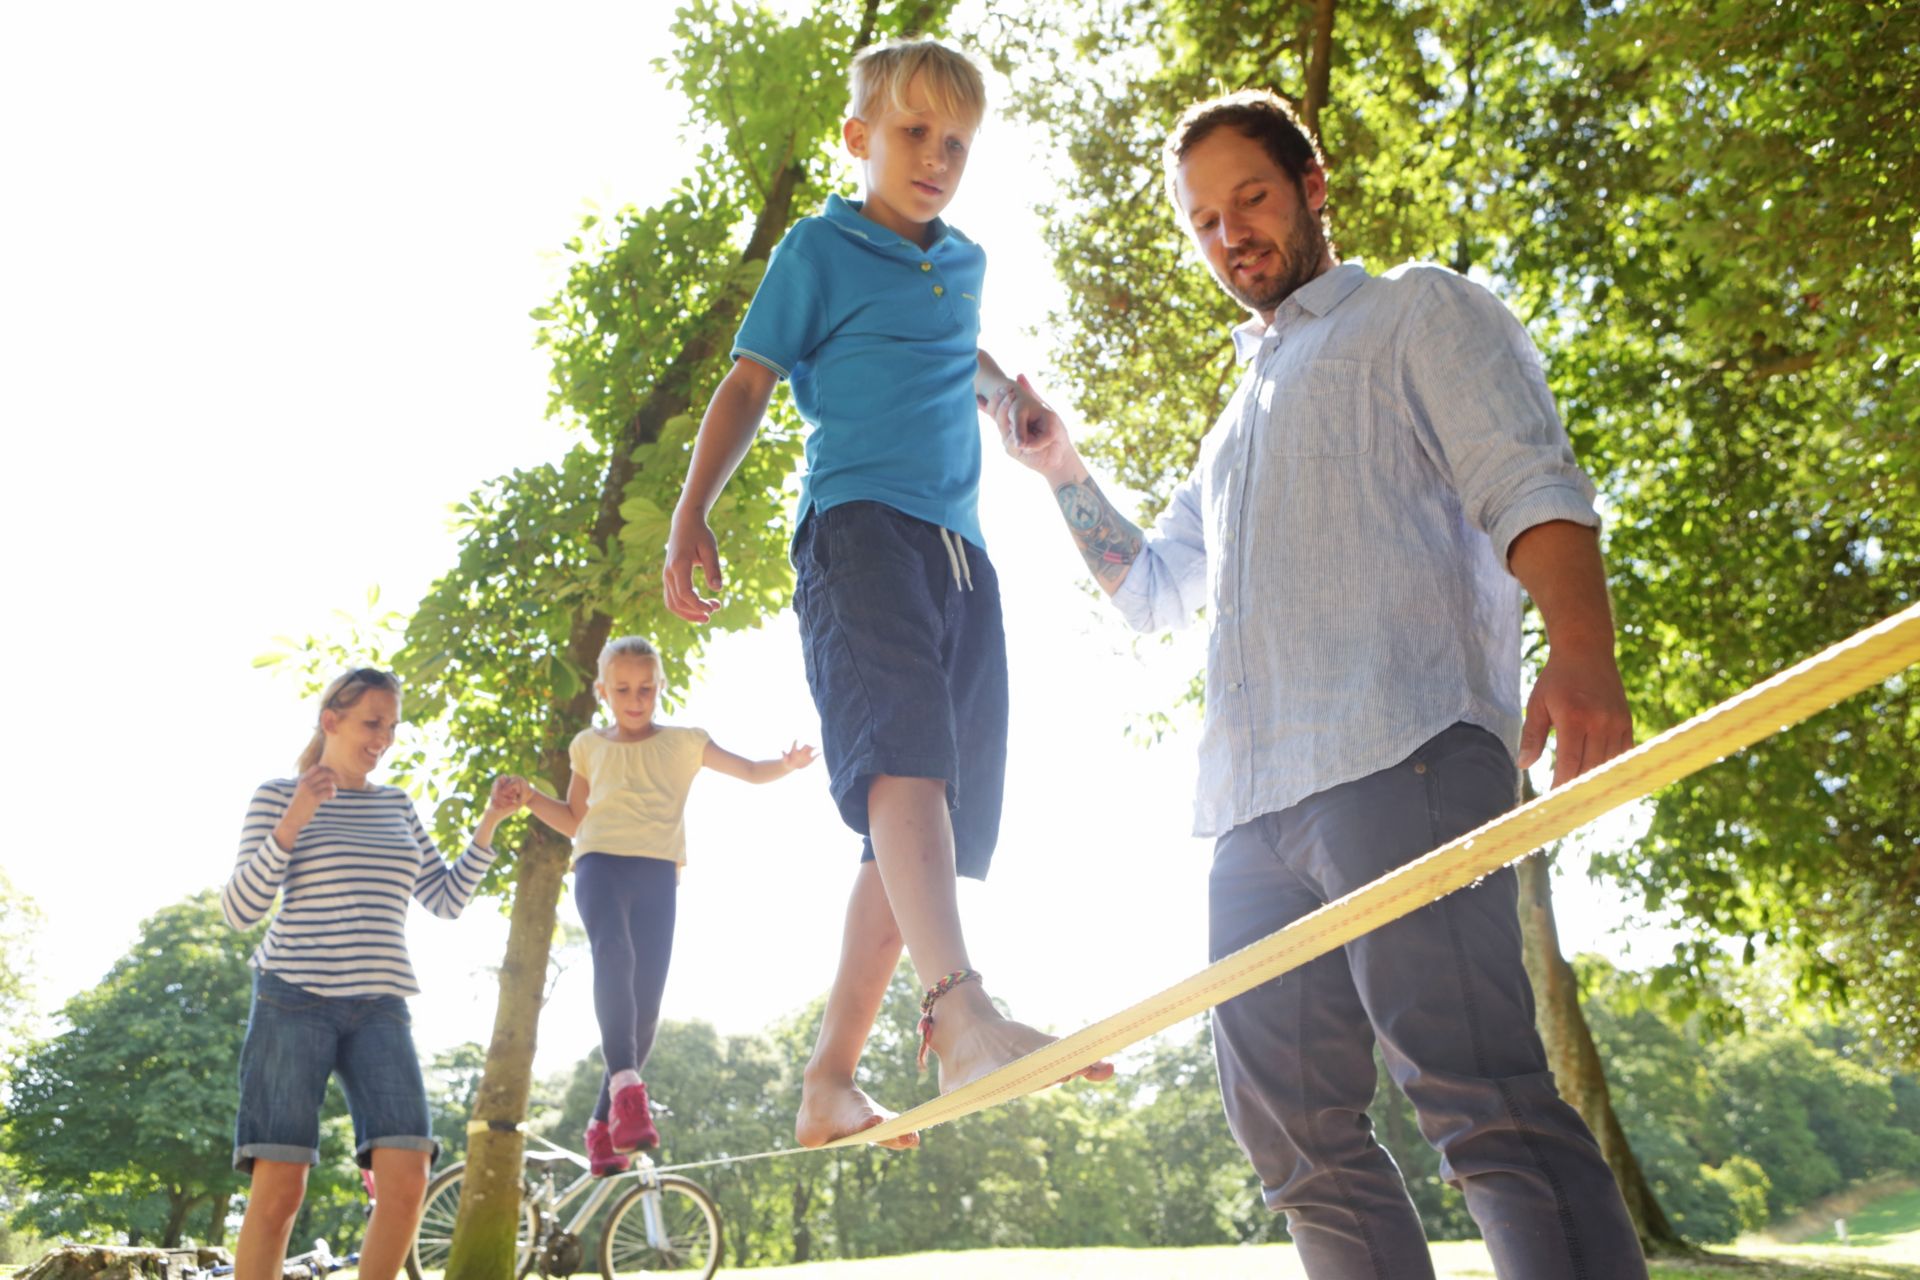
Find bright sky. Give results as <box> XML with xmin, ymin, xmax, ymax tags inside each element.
<box><xmin>0</xmin><ymin>2</ymin><xmax>1673</xmax><ymax>1078</ymax></box>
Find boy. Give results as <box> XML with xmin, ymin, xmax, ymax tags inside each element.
<box><xmin>663</xmin><ymin>37</ymin><xmax>1109</xmax><ymax>1149</ymax></box>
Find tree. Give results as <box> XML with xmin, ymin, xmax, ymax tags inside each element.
<box><xmin>370</xmin><ymin>4</ymin><xmax>954</xmax><ymax>1274</ymax></box>
<box><xmin>1578</xmin><ymin>954</ymin><xmax>1920</xmax><ymax>1234</ymax></box>
<box><xmin>0</xmin><ymin>868</ymin><xmax>41</xmax><ymax>1046</ymax></box>
<box><xmin>1513</xmin><ymin>0</ymin><xmax>1920</xmax><ymax>1065</ymax></box>
<box><xmin>0</xmin><ymin>893</ymin><xmax>259</xmax><ymax>1248</ymax></box>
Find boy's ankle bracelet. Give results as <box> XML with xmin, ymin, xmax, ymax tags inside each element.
<box><xmin>917</xmin><ymin>969</ymin><xmax>983</xmax><ymax>1071</ymax></box>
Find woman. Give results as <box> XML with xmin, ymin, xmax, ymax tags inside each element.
<box><xmin>221</xmin><ymin>667</ymin><xmax>518</xmax><ymax>1280</ymax></box>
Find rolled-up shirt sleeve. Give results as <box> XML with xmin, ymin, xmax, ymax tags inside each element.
<box><xmin>1112</xmin><ymin>468</ymin><xmax>1209</xmax><ymax>632</ymax></box>
<box><xmin>1400</xmin><ymin>269</ymin><xmax>1600</xmax><ymax>564</ymax></box>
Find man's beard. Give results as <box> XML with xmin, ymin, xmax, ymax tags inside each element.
<box><xmin>1218</xmin><ymin>198</ymin><xmax>1325</xmax><ymax>316</ymax></box>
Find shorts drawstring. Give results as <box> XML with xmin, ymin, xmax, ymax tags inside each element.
<box><xmin>939</xmin><ymin>526</ymin><xmax>974</xmax><ymax>592</ymax></box>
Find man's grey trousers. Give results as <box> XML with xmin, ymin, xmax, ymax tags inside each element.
<box><xmin>1208</xmin><ymin>722</ymin><xmax>1648</xmax><ymax>1279</ymax></box>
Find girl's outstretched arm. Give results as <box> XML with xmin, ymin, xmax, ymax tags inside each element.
<box><xmin>523</xmin><ymin>773</ymin><xmax>590</xmax><ymax>838</ymax></box>
<box><xmin>702</xmin><ymin>739</ymin><xmax>816</xmax><ymax>784</ymax></box>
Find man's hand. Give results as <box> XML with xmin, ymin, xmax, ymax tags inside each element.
<box><xmin>987</xmin><ymin>374</ymin><xmax>1079</xmax><ymax>480</ymax></box>
<box><xmin>664</xmin><ymin>509</ymin><xmax>724</xmax><ymax>623</ymax></box>
<box><xmin>1516</xmin><ymin>644</ymin><xmax>1634</xmax><ymax>788</ymax></box>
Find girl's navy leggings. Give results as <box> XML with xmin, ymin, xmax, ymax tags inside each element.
<box><xmin>573</xmin><ymin>853</ymin><xmax>678</xmax><ymax>1123</ymax></box>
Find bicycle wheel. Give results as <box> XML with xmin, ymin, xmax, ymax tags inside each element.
<box><xmin>405</xmin><ymin>1162</ymin><xmax>539</xmax><ymax>1280</ymax></box>
<box><xmin>598</xmin><ymin>1175</ymin><xmax>722</xmax><ymax>1278</ymax></box>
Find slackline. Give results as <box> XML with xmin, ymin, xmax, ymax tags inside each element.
<box><xmin>651</xmin><ymin>600</ymin><xmax>1920</xmax><ymax>1175</ymax></box>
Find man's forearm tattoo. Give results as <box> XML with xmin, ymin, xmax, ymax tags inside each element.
<box><xmin>1055</xmin><ymin>477</ymin><xmax>1144</xmax><ymax>590</ymax></box>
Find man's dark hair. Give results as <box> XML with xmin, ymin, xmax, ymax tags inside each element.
<box><xmin>1163</xmin><ymin>88</ymin><xmax>1326</xmax><ymax>210</ymax></box>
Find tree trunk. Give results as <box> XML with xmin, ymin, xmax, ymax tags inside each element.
<box><xmin>205</xmin><ymin>1194</ymin><xmax>229</xmax><ymax>1250</ymax></box>
<box><xmin>1516</xmin><ymin>848</ymin><xmax>1694</xmax><ymax>1257</ymax></box>
<box><xmin>160</xmin><ymin>1191</ymin><xmax>194</xmax><ymax>1249</ymax></box>
<box><xmin>790</xmin><ymin>1176</ymin><xmax>813</xmax><ymax>1263</ymax></box>
<box><xmin>1300</xmin><ymin>0</ymin><xmax>1336</xmax><ymax>139</ymax></box>
<box><xmin>443</xmin><ymin>825</ymin><xmax>571</xmax><ymax>1280</ymax></box>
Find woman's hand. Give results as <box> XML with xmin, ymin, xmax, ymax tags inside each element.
<box><xmin>288</xmin><ymin>766</ymin><xmax>339</xmax><ymax>818</ymax></box>
<box><xmin>274</xmin><ymin>765</ymin><xmax>338</xmax><ymax>849</ymax></box>
<box><xmin>488</xmin><ymin>775</ymin><xmax>528</xmax><ymax>816</ymax></box>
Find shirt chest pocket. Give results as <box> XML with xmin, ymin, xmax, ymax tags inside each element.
<box><xmin>1263</xmin><ymin>358</ymin><xmax>1375</xmax><ymax>458</ymax></box>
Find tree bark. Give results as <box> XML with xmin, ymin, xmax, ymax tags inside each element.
<box><xmin>160</xmin><ymin>1191</ymin><xmax>194</xmax><ymax>1249</ymax></box>
<box><xmin>1300</xmin><ymin>0</ymin><xmax>1336</xmax><ymax>139</ymax></box>
<box><xmin>1516</xmin><ymin>847</ymin><xmax>1695</xmax><ymax>1257</ymax></box>
<box><xmin>442</xmin><ymin>824</ymin><xmax>570</xmax><ymax>1280</ymax></box>
<box><xmin>205</xmin><ymin>1194</ymin><xmax>229</xmax><ymax>1250</ymax></box>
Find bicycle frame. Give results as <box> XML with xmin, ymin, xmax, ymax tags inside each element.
<box><xmin>522</xmin><ymin>1134</ymin><xmax>675</xmax><ymax>1250</ymax></box>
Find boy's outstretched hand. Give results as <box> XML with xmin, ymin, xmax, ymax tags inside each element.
<box><xmin>986</xmin><ymin>374</ymin><xmax>1077</xmax><ymax>479</ymax></box>
<box><xmin>781</xmin><ymin>741</ymin><xmax>818</xmax><ymax>772</ymax></box>
<box><xmin>664</xmin><ymin>510</ymin><xmax>724</xmax><ymax>624</ymax></box>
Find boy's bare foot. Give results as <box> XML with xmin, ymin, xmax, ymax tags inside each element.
<box><xmin>929</xmin><ymin>985</ymin><xmax>1115</xmax><ymax>1093</ymax></box>
<box><xmin>795</xmin><ymin>1074</ymin><xmax>919</xmax><ymax>1151</ymax></box>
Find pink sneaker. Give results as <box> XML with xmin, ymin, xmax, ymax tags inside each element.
<box><xmin>584</xmin><ymin>1121</ymin><xmax>630</xmax><ymax>1177</ymax></box>
<box><xmin>609</xmin><ymin>1080</ymin><xmax>660</xmax><ymax>1152</ymax></box>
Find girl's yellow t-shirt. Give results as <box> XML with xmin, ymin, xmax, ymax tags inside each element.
<box><xmin>568</xmin><ymin>725</ymin><xmax>711</xmax><ymax>868</ymax></box>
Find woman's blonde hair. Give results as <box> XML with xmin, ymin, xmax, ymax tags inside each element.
<box><xmin>296</xmin><ymin>667</ymin><xmax>402</xmax><ymax>772</ymax></box>
<box><xmin>597</xmin><ymin>635</ymin><xmax>661</xmax><ymax>681</ymax></box>
<box><xmin>847</xmin><ymin>37</ymin><xmax>986</xmax><ymax>127</ymax></box>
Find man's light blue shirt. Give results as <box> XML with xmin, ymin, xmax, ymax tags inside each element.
<box><xmin>733</xmin><ymin>193</ymin><xmax>989</xmax><ymax>548</ymax></box>
<box><xmin>1113</xmin><ymin>261</ymin><xmax>1601</xmax><ymax>837</ymax></box>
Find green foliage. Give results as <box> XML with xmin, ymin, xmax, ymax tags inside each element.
<box><xmin>985</xmin><ymin>0</ymin><xmax>1920</xmax><ymax>1058</ymax></box>
<box><xmin>394</xmin><ymin>0</ymin><xmax>962</xmax><ymax>863</ymax></box>
<box><xmin>0</xmin><ymin>893</ymin><xmax>260</xmax><ymax>1247</ymax></box>
<box><xmin>1580</xmin><ymin>956</ymin><xmax>1920</xmax><ymax>1239</ymax></box>
<box><xmin>427</xmin><ymin>1041</ymin><xmax>490</xmax><ymax>1168</ymax></box>
<box><xmin>0</xmin><ymin>868</ymin><xmax>42</xmax><ymax>1048</ymax></box>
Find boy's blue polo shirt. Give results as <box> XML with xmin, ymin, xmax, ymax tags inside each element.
<box><xmin>733</xmin><ymin>193</ymin><xmax>988</xmax><ymax>549</ymax></box>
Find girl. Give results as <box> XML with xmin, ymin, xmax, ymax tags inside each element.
<box><xmin>221</xmin><ymin>667</ymin><xmax>517</xmax><ymax>1280</ymax></box>
<box><xmin>507</xmin><ymin>635</ymin><xmax>813</xmax><ymax>1175</ymax></box>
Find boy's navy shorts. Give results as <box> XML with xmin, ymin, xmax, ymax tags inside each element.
<box><xmin>792</xmin><ymin>500</ymin><xmax>1008</xmax><ymax>879</ymax></box>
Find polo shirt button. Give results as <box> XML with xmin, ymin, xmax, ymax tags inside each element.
<box><xmin>920</xmin><ymin>261</ymin><xmax>932</xmax><ymax>272</ymax></box>
<box><xmin>933</xmin><ymin>284</ymin><xmax>945</xmax><ymax>296</ymax></box>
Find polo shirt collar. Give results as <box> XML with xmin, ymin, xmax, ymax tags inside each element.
<box><xmin>822</xmin><ymin>192</ymin><xmax>970</xmax><ymax>253</ymax></box>
<box><xmin>1230</xmin><ymin>260</ymin><xmax>1371</xmax><ymax>363</ymax></box>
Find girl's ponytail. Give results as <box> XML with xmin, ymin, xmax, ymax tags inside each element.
<box><xmin>295</xmin><ymin>667</ymin><xmax>403</xmax><ymax>773</ymax></box>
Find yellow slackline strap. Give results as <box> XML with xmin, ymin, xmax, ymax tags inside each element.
<box><xmin>467</xmin><ymin>1120</ymin><xmax>524</xmax><ymax>1136</ymax></box>
<box><xmin>819</xmin><ymin>601</ymin><xmax>1920</xmax><ymax>1150</ymax></box>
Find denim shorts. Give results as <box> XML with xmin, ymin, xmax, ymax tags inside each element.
<box><xmin>233</xmin><ymin>968</ymin><xmax>439</xmax><ymax>1173</ymax></box>
<box><xmin>793</xmin><ymin>501</ymin><xmax>1009</xmax><ymax>878</ymax></box>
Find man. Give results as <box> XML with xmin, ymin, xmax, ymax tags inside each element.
<box><xmin>995</xmin><ymin>89</ymin><xmax>1648</xmax><ymax>1278</ymax></box>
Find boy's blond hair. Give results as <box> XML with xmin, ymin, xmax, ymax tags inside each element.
<box><xmin>847</xmin><ymin>37</ymin><xmax>986</xmax><ymax>127</ymax></box>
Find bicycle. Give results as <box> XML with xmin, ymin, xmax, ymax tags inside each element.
<box><xmin>226</xmin><ymin>1239</ymin><xmax>360</xmax><ymax>1280</ymax></box>
<box><xmin>405</xmin><ymin>1134</ymin><xmax>722</xmax><ymax>1279</ymax></box>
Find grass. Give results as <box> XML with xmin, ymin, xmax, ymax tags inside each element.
<box><xmin>327</xmin><ymin>1182</ymin><xmax>1920</xmax><ymax>1279</ymax></box>
<box><xmin>719</xmin><ymin>1185</ymin><xmax>1920</xmax><ymax>1278</ymax></box>
<box><xmin>711</xmin><ymin>1238</ymin><xmax>1920</xmax><ymax>1279</ymax></box>
<box><xmin>1800</xmin><ymin>1188</ymin><xmax>1920</xmax><ymax>1249</ymax></box>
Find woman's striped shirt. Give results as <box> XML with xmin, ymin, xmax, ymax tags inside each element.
<box><xmin>221</xmin><ymin>779</ymin><xmax>498</xmax><ymax>999</ymax></box>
